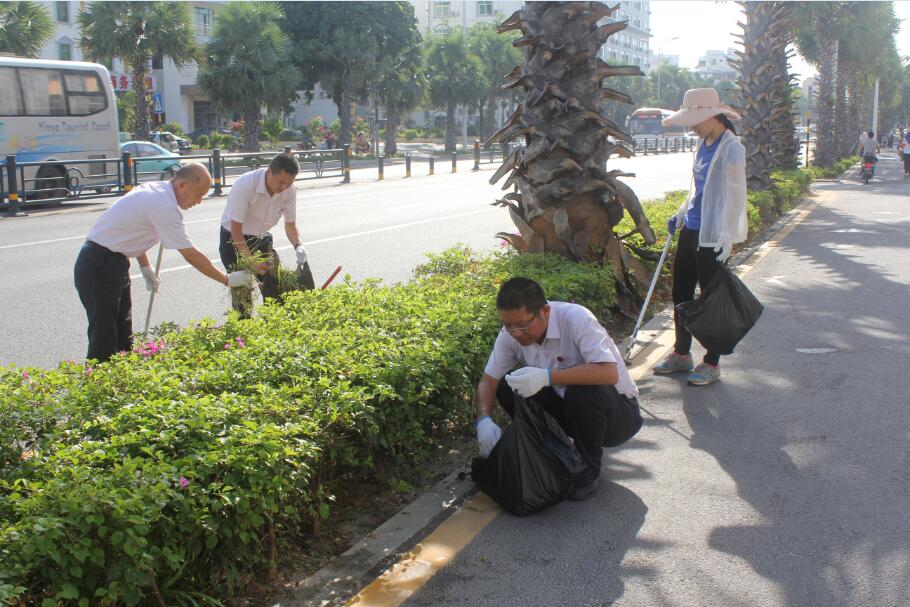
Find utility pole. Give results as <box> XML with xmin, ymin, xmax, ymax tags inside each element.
<box><xmin>871</xmin><ymin>78</ymin><xmax>880</xmax><ymax>141</ymax></box>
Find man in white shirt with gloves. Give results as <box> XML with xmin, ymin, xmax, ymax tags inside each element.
<box><xmin>74</xmin><ymin>163</ymin><xmax>253</xmax><ymax>363</ymax></box>
<box><xmin>218</xmin><ymin>153</ymin><xmax>309</xmax><ymax>316</ymax></box>
<box><xmin>474</xmin><ymin>277</ymin><xmax>643</xmax><ymax>500</ymax></box>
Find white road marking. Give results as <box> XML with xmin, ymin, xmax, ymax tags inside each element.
<box><xmin>796</xmin><ymin>348</ymin><xmax>837</xmax><ymax>354</ymax></box>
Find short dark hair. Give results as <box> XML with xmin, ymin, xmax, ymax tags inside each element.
<box><xmin>269</xmin><ymin>152</ymin><xmax>299</xmax><ymax>177</ymax></box>
<box><xmin>867</xmin><ymin>131</ymin><xmax>874</xmax><ymax>138</ymax></box>
<box><xmin>496</xmin><ymin>277</ymin><xmax>547</xmax><ymax>313</ymax></box>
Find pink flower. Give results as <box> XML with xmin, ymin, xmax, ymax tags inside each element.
<box><xmin>224</xmin><ymin>343</ymin><xmax>232</xmax><ymax>350</ymax></box>
<box><xmin>235</xmin><ymin>337</ymin><xmax>246</xmax><ymax>348</ymax></box>
<box><xmin>178</xmin><ymin>476</ymin><xmax>190</xmax><ymax>490</ymax></box>
<box><xmin>21</xmin><ymin>370</ymin><xmax>29</xmax><ymax>380</ymax></box>
<box><xmin>84</xmin><ymin>366</ymin><xmax>94</xmax><ymax>376</ymax></box>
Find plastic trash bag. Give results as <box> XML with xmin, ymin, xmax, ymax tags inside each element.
<box><xmin>676</xmin><ymin>263</ymin><xmax>764</xmax><ymax>355</ymax></box>
<box><xmin>471</xmin><ymin>395</ymin><xmax>587</xmax><ymax>516</ymax></box>
<box><xmin>296</xmin><ymin>262</ymin><xmax>316</xmax><ymax>290</ymax></box>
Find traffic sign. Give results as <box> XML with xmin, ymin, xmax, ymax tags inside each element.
<box><xmin>152</xmin><ymin>93</ymin><xmax>164</xmax><ymax>115</ymax></box>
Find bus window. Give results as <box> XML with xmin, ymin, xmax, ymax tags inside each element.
<box><xmin>0</xmin><ymin>67</ymin><xmax>23</xmax><ymax>115</ymax></box>
<box><xmin>19</xmin><ymin>68</ymin><xmax>67</xmax><ymax>116</ymax></box>
<box><xmin>63</xmin><ymin>71</ymin><xmax>108</xmax><ymax>115</ymax></box>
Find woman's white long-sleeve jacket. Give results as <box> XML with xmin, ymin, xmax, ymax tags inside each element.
<box><xmin>671</xmin><ymin>129</ymin><xmax>748</xmax><ymax>248</ymax></box>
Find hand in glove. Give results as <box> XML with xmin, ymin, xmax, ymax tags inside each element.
<box><xmin>140</xmin><ymin>265</ymin><xmax>160</xmax><ymax>293</ymax></box>
<box><xmin>714</xmin><ymin>235</ymin><xmax>734</xmax><ymax>262</ymax></box>
<box><xmin>227</xmin><ymin>270</ymin><xmax>254</xmax><ymax>288</ymax></box>
<box><xmin>504</xmin><ymin>367</ymin><xmax>552</xmax><ymax>397</ymax></box>
<box><xmin>295</xmin><ymin>244</ymin><xmax>308</xmax><ymax>266</ymax></box>
<box><xmin>475</xmin><ymin>416</ymin><xmax>502</xmax><ymax>458</ymax></box>
<box><xmin>667</xmin><ymin>216</ymin><xmax>678</xmax><ymax>236</ymax></box>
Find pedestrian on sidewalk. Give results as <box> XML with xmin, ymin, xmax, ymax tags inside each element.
<box><xmin>74</xmin><ymin>164</ymin><xmax>253</xmax><ymax>363</ymax></box>
<box><xmin>651</xmin><ymin>88</ymin><xmax>748</xmax><ymax>386</ymax></box>
<box><xmin>900</xmin><ymin>129</ymin><xmax>910</xmax><ymax>176</ymax></box>
<box><xmin>218</xmin><ymin>153</ymin><xmax>308</xmax><ymax>317</ymax></box>
<box><xmin>473</xmin><ymin>277</ymin><xmax>643</xmax><ymax>500</ymax></box>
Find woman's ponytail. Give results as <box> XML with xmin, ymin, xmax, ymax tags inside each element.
<box><xmin>716</xmin><ymin>113</ymin><xmax>737</xmax><ymax>135</ymax></box>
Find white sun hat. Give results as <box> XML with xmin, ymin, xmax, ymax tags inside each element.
<box><xmin>662</xmin><ymin>88</ymin><xmax>741</xmax><ymax>127</ymax></box>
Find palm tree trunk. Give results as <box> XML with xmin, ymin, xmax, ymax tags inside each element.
<box><xmin>339</xmin><ymin>68</ymin><xmax>353</xmax><ymax>148</ymax></box>
<box><xmin>478</xmin><ymin>98</ymin><xmax>485</xmax><ymax>144</ymax></box>
<box><xmin>385</xmin><ymin>106</ymin><xmax>398</xmax><ymax>156</ymax></box>
<box><xmin>444</xmin><ymin>102</ymin><xmax>456</xmax><ymax>152</ymax></box>
<box><xmin>835</xmin><ymin>53</ymin><xmax>849</xmax><ymax>157</ymax></box>
<box><xmin>735</xmin><ymin>1</ymin><xmax>775</xmax><ymax>190</ymax></box>
<box><xmin>243</xmin><ymin>107</ymin><xmax>260</xmax><ymax>152</ymax></box>
<box><xmin>132</xmin><ymin>57</ymin><xmax>151</xmax><ymax>139</ymax></box>
<box><xmin>814</xmin><ymin>33</ymin><xmax>838</xmax><ymax>167</ymax></box>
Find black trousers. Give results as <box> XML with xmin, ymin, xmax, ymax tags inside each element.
<box><xmin>903</xmin><ymin>153</ymin><xmax>910</xmax><ymax>173</ymax></box>
<box><xmin>73</xmin><ymin>240</ymin><xmax>132</xmax><ymax>363</ymax></box>
<box><xmin>496</xmin><ymin>379</ymin><xmax>642</xmax><ymax>485</ymax></box>
<box><xmin>219</xmin><ymin>227</ymin><xmax>280</xmax><ymax>309</ymax></box>
<box><xmin>672</xmin><ymin>226</ymin><xmax>722</xmax><ymax>366</ymax></box>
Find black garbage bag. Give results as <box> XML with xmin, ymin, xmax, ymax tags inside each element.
<box><xmin>296</xmin><ymin>262</ymin><xmax>316</xmax><ymax>290</ymax></box>
<box><xmin>471</xmin><ymin>395</ymin><xmax>586</xmax><ymax>516</ymax></box>
<box><xmin>676</xmin><ymin>263</ymin><xmax>764</xmax><ymax>355</ymax></box>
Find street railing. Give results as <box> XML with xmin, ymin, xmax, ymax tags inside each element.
<box><xmin>630</xmin><ymin>135</ymin><xmax>697</xmax><ymax>156</ymax></box>
<box><xmin>1</xmin><ymin>146</ymin><xmax>351</xmax><ymax>215</ymax></box>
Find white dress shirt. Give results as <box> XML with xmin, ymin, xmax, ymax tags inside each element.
<box><xmin>484</xmin><ymin>301</ymin><xmax>639</xmax><ymax>399</ymax></box>
<box><xmin>87</xmin><ymin>181</ymin><xmax>193</xmax><ymax>258</ymax></box>
<box><xmin>220</xmin><ymin>168</ymin><xmax>296</xmax><ymax>236</ymax></box>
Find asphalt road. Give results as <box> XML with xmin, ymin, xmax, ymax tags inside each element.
<box><xmin>0</xmin><ymin>152</ymin><xmax>692</xmax><ymax>369</ymax></box>
<box><xmin>397</xmin><ymin>154</ymin><xmax>910</xmax><ymax>606</ymax></box>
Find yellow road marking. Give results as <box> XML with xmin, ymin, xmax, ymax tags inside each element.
<box><xmin>344</xmin><ymin>191</ymin><xmax>826</xmax><ymax>607</ymax></box>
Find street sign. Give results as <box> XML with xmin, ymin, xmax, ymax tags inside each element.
<box><xmin>152</xmin><ymin>93</ymin><xmax>164</xmax><ymax>115</ymax></box>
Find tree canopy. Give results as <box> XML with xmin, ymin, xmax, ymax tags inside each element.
<box><xmin>0</xmin><ymin>0</ymin><xmax>52</xmax><ymax>58</ymax></box>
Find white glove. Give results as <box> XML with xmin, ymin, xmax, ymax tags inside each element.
<box><xmin>504</xmin><ymin>367</ymin><xmax>551</xmax><ymax>397</ymax></box>
<box><xmin>295</xmin><ymin>244</ymin><xmax>308</xmax><ymax>266</ymax></box>
<box><xmin>714</xmin><ymin>235</ymin><xmax>734</xmax><ymax>262</ymax></box>
<box><xmin>227</xmin><ymin>270</ymin><xmax>254</xmax><ymax>288</ymax></box>
<box><xmin>476</xmin><ymin>416</ymin><xmax>502</xmax><ymax>458</ymax></box>
<box><xmin>140</xmin><ymin>265</ymin><xmax>160</xmax><ymax>293</ymax></box>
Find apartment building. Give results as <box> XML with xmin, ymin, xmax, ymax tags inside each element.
<box><xmin>597</xmin><ymin>1</ymin><xmax>651</xmax><ymax>70</ymax></box>
<box><xmin>695</xmin><ymin>49</ymin><xmax>738</xmax><ymax>83</ymax></box>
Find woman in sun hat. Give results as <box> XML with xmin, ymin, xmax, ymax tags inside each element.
<box><xmin>652</xmin><ymin>88</ymin><xmax>748</xmax><ymax>386</ymax></box>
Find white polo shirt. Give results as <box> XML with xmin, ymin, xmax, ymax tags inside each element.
<box><xmin>484</xmin><ymin>301</ymin><xmax>638</xmax><ymax>399</ymax></box>
<box><xmin>87</xmin><ymin>181</ymin><xmax>194</xmax><ymax>258</ymax></box>
<box><xmin>220</xmin><ymin>168</ymin><xmax>296</xmax><ymax>236</ymax></box>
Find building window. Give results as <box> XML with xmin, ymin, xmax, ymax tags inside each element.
<box><xmin>152</xmin><ymin>50</ymin><xmax>164</xmax><ymax>70</ymax></box>
<box><xmin>56</xmin><ymin>1</ymin><xmax>69</xmax><ymax>22</ymax></box>
<box><xmin>195</xmin><ymin>7</ymin><xmax>214</xmax><ymax>39</ymax></box>
<box><xmin>57</xmin><ymin>41</ymin><xmax>72</xmax><ymax>61</ymax></box>
<box><xmin>477</xmin><ymin>1</ymin><xmax>492</xmax><ymax>16</ymax></box>
<box><xmin>433</xmin><ymin>1</ymin><xmax>451</xmax><ymax>19</ymax></box>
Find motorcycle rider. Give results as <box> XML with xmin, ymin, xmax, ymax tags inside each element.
<box><xmin>860</xmin><ymin>131</ymin><xmax>879</xmax><ymax>177</ymax></box>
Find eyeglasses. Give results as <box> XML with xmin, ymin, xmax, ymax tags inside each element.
<box><xmin>501</xmin><ymin>309</ymin><xmax>540</xmax><ymax>335</ymax></box>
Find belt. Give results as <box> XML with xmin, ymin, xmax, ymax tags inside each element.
<box><xmin>85</xmin><ymin>240</ymin><xmax>126</xmax><ymax>259</ymax></box>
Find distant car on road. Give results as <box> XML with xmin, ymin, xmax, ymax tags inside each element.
<box><xmin>149</xmin><ymin>131</ymin><xmax>191</xmax><ymax>155</ymax></box>
<box><xmin>121</xmin><ymin>141</ymin><xmax>182</xmax><ymax>181</ymax></box>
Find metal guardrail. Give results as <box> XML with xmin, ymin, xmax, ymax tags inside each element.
<box><xmin>1</xmin><ymin>146</ymin><xmax>351</xmax><ymax>215</ymax></box>
<box><xmin>630</xmin><ymin>136</ymin><xmax>697</xmax><ymax>156</ymax></box>
<box><xmin>1</xmin><ymin>140</ymin><xmax>517</xmax><ymax>217</ymax></box>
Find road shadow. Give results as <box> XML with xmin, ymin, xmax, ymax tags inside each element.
<box><xmin>679</xmin><ymin>161</ymin><xmax>910</xmax><ymax>606</ymax></box>
<box><xmin>402</xmin><ymin>480</ymin><xmax>647</xmax><ymax>607</ymax></box>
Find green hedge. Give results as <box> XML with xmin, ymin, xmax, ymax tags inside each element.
<box><xmin>0</xmin><ymin>251</ymin><xmax>615</xmax><ymax>605</ymax></box>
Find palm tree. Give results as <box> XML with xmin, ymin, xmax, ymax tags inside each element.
<box><xmin>767</xmin><ymin>2</ymin><xmax>799</xmax><ymax>171</ymax></box>
<box><xmin>793</xmin><ymin>2</ymin><xmax>846</xmax><ymax>167</ymax></box>
<box><xmin>78</xmin><ymin>1</ymin><xmax>195</xmax><ymax>140</ymax></box>
<box><xmin>732</xmin><ymin>1</ymin><xmax>778</xmax><ymax>191</ymax></box>
<box><xmin>377</xmin><ymin>46</ymin><xmax>427</xmax><ymax>156</ymax></box>
<box><xmin>487</xmin><ymin>2</ymin><xmax>655</xmax><ymax>317</ymax></box>
<box><xmin>425</xmin><ymin>30</ymin><xmax>486</xmax><ymax>153</ymax></box>
<box><xmin>467</xmin><ymin>23</ymin><xmax>521</xmax><ymax>141</ymax></box>
<box><xmin>0</xmin><ymin>0</ymin><xmax>52</xmax><ymax>58</ymax></box>
<box><xmin>197</xmin><ymin>2</ymin><xmax>299</xmax><ymax>152</ymax></box>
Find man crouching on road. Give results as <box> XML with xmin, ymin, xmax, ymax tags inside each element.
<box><xmin>74</xmin><ymin>164</ymin><xmax>254</xmax><ymax>363</ymax></box>
<box><xmin>218</xmin><ymin>152</ymin><xmax>308</xmax><ymax>316</ymax></box>
<box><xmin>474</xmin><ymin>277</ymin><xmax>643</xmax><ymax>500</ymax></box>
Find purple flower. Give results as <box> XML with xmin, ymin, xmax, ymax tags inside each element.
<box><xmin>224</xmin><ymin>343</ymin><xmax>232</xmax><ymax>350</ymax></box>
<box><xmin>84</xmin><ymin>366</ymin><xmax>94</xmax><ymax>376</ymax></box>
<box><xmin>235</xmin><ymin>337</ymin><xmax>246</xmax><ymax>348</ymax></box>
<box><xmin>178</xmin><ymin>476</ymin><xmax>190</xmax><ymax>490</ymax></box>
<box><xmin>21</xmin><ymin>370</ymin><xmax>29</xmax><ymax>380</ymax></box>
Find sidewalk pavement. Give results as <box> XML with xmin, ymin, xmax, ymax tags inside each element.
<box><xmin>342</xmin><ymin>154</ymin><xmax>910</xmax><ymax>607</ymax></box>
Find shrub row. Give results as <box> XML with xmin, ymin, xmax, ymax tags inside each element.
<box><xmin>0</xmin><ymin>252</ymin><xmax>614</xmax><ymax>605</ymax></box>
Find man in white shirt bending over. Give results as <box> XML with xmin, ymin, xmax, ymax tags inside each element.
<box><xmin>474</xmin><ymin>277</ymin><xmax>643</xmax><ymax>501</ymax></box>
<box><xmin>74</xmin><ymin>163</ymin><xmax>253</xmax><ymax>363</ymax></box>
<box><xmin>218</xmin><ymin>153</ymin><xmax>309</xmax><ymax>316</ymax></box>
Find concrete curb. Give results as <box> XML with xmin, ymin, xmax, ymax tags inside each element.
<box><xmin>268</xmin><ymin>184</ymin><xmax>827</xmax><ymax>607</ymax></box>
<box><xmin>269</xmin><ymin>467</ymin><xmax>476</xmax><ymax>607</ymax></box>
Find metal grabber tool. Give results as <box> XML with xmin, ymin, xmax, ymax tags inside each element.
<box><xmin>623</xmin><ymin>234</ymin><xmax>673</xmax><ymax>363</ymax></box>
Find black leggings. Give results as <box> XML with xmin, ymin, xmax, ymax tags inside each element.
<box><xmin>672</xmin><ymin>226</ymin><xmax>722</xmax><ymax>365</ymax></box>
<box><xmin>903</xmin><ymin>153</ymin><xmax>910</xmax><ymax>173</ymax></box>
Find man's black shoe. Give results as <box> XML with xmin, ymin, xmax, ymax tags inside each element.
<box><xmin>568</xmin><ymin>476</ymin><xmax>599</xmax><ymax>501</ymax></box>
